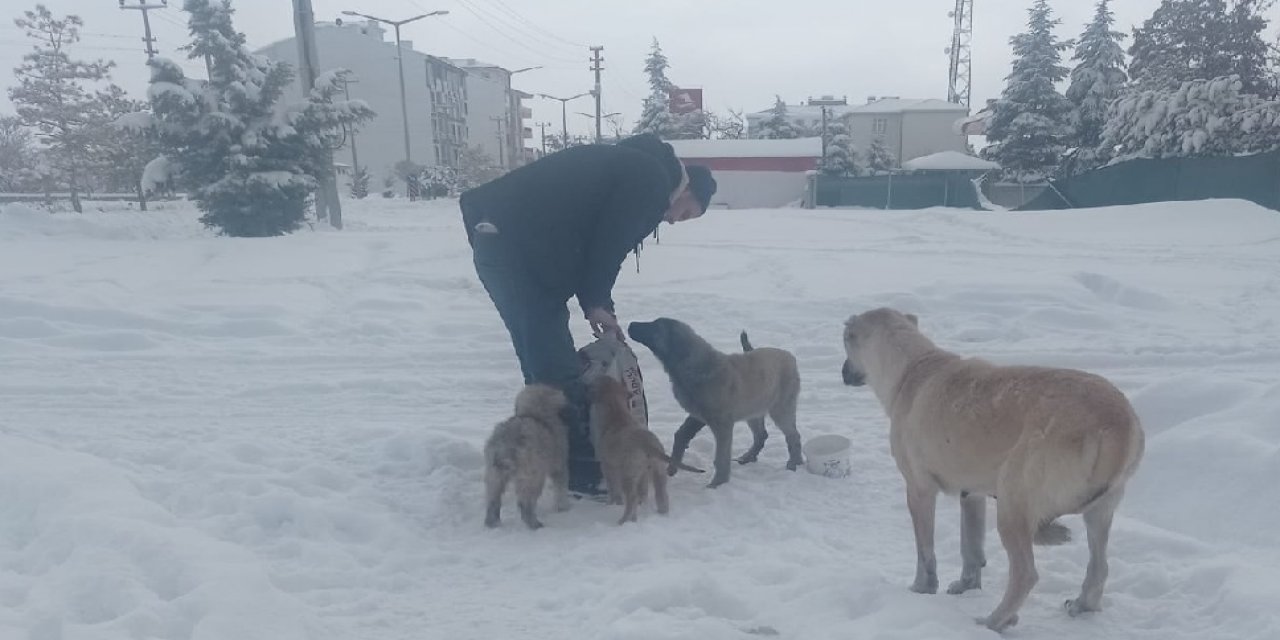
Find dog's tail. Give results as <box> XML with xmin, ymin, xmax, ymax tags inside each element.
<box><xmin>638</xmin><ymin>431</ymin><xmax>704</xmax><ymax>473</ymax></box>
<box><xmin>740</xmin><ymin>331</ymin><xmax>754</xmax><ymax>352</ymax></box>
<box><xmin>1034</xmin><ymin>519</ymin><xmax>1072</xmax><ymax>546</ymax></box>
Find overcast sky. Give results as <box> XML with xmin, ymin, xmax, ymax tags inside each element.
<box><xmin>4</xmin><ymin>0</ymin><xmax>1279</xmax><ymax>139</ymax></box>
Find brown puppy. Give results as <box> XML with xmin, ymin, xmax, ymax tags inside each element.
<box><xmin>483</xmin><ymin>384</ymin><xmax>571</xmax><ymax>530</ymax></box>
<box><xmin>589</xmin><ymin>376</ymin><xmax>703</xmax><ymax>524</ymax></box>
<box><xmin>842</xmin><ymin>308</ymin><xmax>1145</xmax><ymax>632</ymax></box>
<box><xmin>628</xmin><ymin>318</ymin><xmax>803</xmax><ymax>488</ymax></box>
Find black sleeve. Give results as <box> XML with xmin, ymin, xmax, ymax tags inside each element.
<box><xmin>574</xmin><ymin>161</ymin><xmax>670</xmax><ymax>314</ymax></box>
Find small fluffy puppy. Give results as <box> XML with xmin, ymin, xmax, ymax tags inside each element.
<box><xmin>589</xmin><ymin>376</ymin><xmax>703</xmax><ymax>524</ymax></box>
<box><xmin>483</xmin><ymin>384</ymin><xmax>571</xmax><ymax>530</ymax></box>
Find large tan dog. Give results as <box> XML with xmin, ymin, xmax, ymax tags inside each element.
<box><xmin>628</xmin><ymin>318</ymin><xmax>803</xmax><ymax>487</ymax></box>
<box><xmin>588</xmin><ymin>376</ymin><xmax>704</xmax><ymax>524</ymax></box>
<box><xmin>840</xmin><ymin>308</ymin><xmax>1144</xmax><ymax>632</ymax></box>
<box><xmin>483</xmin><ymin>384</ymin><xmax>571</xmax><ymax>530</ymax></box>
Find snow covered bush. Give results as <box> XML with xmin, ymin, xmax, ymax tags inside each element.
<box><xmin>865</xmin><ymin>136</ymin><xmax>896</xmax><ymax>174</ymax></box>
<box><xmin>140</xmin><ymin>0</ymin><xmax>371</xmax><ymax>237</ymax></box>
<box><xmin>1099</xmin><ymin>75</ymin><xmax>1280</xmax><ymax>162</ymax></box>
<box><xmin>818</xmin><ymin>116</ymin><xmax>861</xmax><ymax>176</ymax></box>
<box><xmin>752</xmin><ymin>96</ymin><xmax>799</xmax><ymax>140</ymax></box>
<box><xmin>349</xmin><ymin>165</ymin><xmax>370</xmax><ymax>199</ymax></box>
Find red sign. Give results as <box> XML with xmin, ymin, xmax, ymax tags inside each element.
<box><xmin>668</xmin><ymin>87</ymin><xmax>703</xmax><ymax>114</ymax></box>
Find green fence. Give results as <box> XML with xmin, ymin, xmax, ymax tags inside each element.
<box><xmin>814</xmin><ymin>172</ymin><xmax>986</xmax><ymax>210</ymax></box>
<box><xmin>1019</xmin><ymin>150</ymin><xmax>1280</xmax><ymax>211</ymax></box>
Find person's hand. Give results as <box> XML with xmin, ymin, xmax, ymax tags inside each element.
<box><xmin>586</xmin><ymin>307</ymin><xmax>623</xmax><ymax>340</ymax></box>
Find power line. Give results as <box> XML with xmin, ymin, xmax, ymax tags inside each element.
<box><xmin>459</xmin><ymin>0</ymin><xmax>581</xmax><ymax>56</ymax></box>
<box><xmin>448</xmin><ymin>0</ymin><xmax>581</xmax><ymax>64</ymax></box>
<box><xmin>482</xmin><ymin>0</ymin><xmax>585</xmax><ymax>48</ymax></box>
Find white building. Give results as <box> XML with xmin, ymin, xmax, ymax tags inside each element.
<box><xmin>748</xmin><ymin>96</ymin><xmax>970</xmax><ymax>166</ymax></box>
<box><xmin>443</xmin><ymin>59</ymin><xmax>532</xmax><ymax>171</ymax></box>
<box><xmin>668</xmin><ymin>137</ymin><xmax>823</xmax><ymax>209</ymax></box>
<box><xmin>256</xmin><ymin>21</ymin><xmax>530</xmax><ymax>185</ymax></box>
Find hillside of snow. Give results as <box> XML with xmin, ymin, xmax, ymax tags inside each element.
<box><xmin>1</xmin><ymin>197</ymin><xmax>1278</xmax><ymax>640</ymax></box>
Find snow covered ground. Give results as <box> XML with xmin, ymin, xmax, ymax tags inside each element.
<box><xmin>1</xmin><ymin>197</ymin><xmax>1278</xmax><ymax>640</ymax></box>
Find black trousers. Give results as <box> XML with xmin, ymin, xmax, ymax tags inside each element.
<box><xmin>471</xmin><ymin>231</ymin><xmax>602</xmax><ymax>491</ymax></box>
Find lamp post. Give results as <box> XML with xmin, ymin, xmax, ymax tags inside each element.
<box><xmin>341</xmin><ymin>9</ymin><xmax>449</xmax><ymax>164</ymax></box>
<box><xmin>539</xmin><ymin>92</ymin><xmax>590</xmax><ymax>150</ymax></box>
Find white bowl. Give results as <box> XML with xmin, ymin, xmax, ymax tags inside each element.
<box><xmin>803</xmin><ymin>434</ymin><xmax>852</xmax><ymax>478</ymax></box>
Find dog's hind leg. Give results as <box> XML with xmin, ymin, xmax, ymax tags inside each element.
<box><xmin>1066</xmin><ymin>489</ymin><xmax>1123</xmax><ymax>617</ymax></box>
<box><xmin>550</xmin><ymin>463</ymin><xmax>571</xmax><ymax>512</ymax></box>
<box><xmin>770</xmin><ymin>393</ymin><xmax>804</xmax><ymax>471</ymax></box>
<box><xmin>737</xmin><ymin>418</ymin><xmax>768</xmax><ymax>464</ymax></box>
<box><xmin>484</xmin><ymin>467</ymin><xmax>508</xmax><ymax>528</ymax></box>
<box><xmin>516</xmin><ymin>470</ymin><xmax>547</xmax><ymax>530</ymax></box>
<box><xmin>948</xmin><ymin>493</ymin><xmax>987</xmax><ymax>594</ymax></box>
<box><xmin>652</xmin><ymin>464</ymin><xmax>670</xmax><ymax>515</ymax></box>
<box><xmin>668</xmin><ymin>415</ymin><xmax>706</xmax><ymax>477</ymax></box>
<box><xmin>618</xmin><ymin>476</ymin><xmax>640</xmax><ymax>525</ymax></box>
<box><xmin>906</xmin><ymin>483</ymin><xmax>940</xmax><ymax>594</ymax></box>
<box><xmin>980</xmin><ymin>500</ymin><xmax>1038</xmax><ymax>632</ymax></box>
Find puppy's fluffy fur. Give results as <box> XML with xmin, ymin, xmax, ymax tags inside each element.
<box><xmin>483</xmin><ymin>384</ymin><xmax>571</xmax><ymax>530</ymax></box>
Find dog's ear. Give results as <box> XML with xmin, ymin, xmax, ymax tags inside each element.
<box><xmin>905</xmin><ymin>313</ymin><xmax>919</xmax><ymax>327</ymax></box>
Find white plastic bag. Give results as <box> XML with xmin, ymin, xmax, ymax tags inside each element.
<box><xmin>578</xmin><ymin>334</ymin><xmax>649</xmax><ymax>429</ymax></box>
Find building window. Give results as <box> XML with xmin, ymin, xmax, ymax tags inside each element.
<box><xmin>873</xmin><ymin>118</ymin><xmax>888</xmax><ymax>134</ymax></box>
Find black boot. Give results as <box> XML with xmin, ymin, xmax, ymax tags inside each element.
<box><xmin>562</xmin><ymin>380</ymin><xmax>607</xmax><ymax>499</ymax></box>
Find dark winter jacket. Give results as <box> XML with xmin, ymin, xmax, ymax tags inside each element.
<box><xmin>460</xmin><ymin>134</ymin><xmax>683</xmax><ymax>314</ymax></box>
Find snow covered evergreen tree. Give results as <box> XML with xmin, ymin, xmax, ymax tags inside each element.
<box><xmin>8</xmin><ymin>5</ymin><xmax>114</xmax><ymax>212</ymax></box>
<box><xmin>0</xmin><ymin>117</ymin><xmax>36</xmax><ymax>192</ymax></box>
<box><xmin>1100</xmin><ymin>75</ymin><xmax>1280</xmax><ymax>161</ymax></box>
<box><xmin>142</xmin><ymin>0</ymin><xmax>372</xmax><ymax>236</ymax></box>
<box><xmin>1129</xmin><ymin>0</ymin><xmax>1275</xmax><ymax>98</ymax></box>
<box><xmin>349</xmin><ymin>165</ymin><xmax>369</xmax><ymax>199</ymax></box>
<box><xmin>818</xmin><ymin>116</ymin><xmax>860</xmax><ymax>176</ymax></box>
<box><xmin>706</xmin><ymin>110</ymin><xmax>746</xmax><ymax>139</ymax></box>
<box><xmin>752</xmin><ymin>96</ymin><xmax>799</xmax><ymax>139</ymax></box>
<box><xmin>457</xmin><ymin>145</ymin><xmax>502</xmax><ymax>190</ymax></box>
<box><xmin>866</xmin><ymin>136</ymin><xmax>896</xmax><ymax>174</ymax></box>
<box><xmin>981</xmin><ymin>0</ymin><xmax>1074</xmax><ymax>183</ymax></box>
<box><xmin>1065</xmin><ymin>0</ymin><xmax>1127</xmax><ymax>174</ymax></box>
<box><xmin>633</xmin><ymin>38</ymin><xmax>681</xmax><ymax>138</ymax></box>
<box><xmin>92</xmin><ymin>84</ymin><xmax>160</xmax><ymax>207</ymax></box>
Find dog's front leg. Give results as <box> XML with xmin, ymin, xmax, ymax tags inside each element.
<box><xmin>948</xmin><ymin>492</ymin><xmax>987</xmax><ymax>594</ymax></box>
<box><xmin>668</xmin><ymin>415</ymin><xmax>706</xmax><ymax>476</ymax></box>
<box><xmin>708</xmin><ymin>422</ymin><xmax>734</xmax><ymax>488</ymax></box>
<box><xmin>906</xmin><ymin>483</ymin><xmax>939</xmax><ymax>594</ymax></box>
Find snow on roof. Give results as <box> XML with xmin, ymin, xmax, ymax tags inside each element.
<box><xmin>668</xmin><ymin>137</ymin><xmax>823</xmax><ymax>159</ymax></box>
<box><xmin>750</xmin><ymin>98</ymin><xmax>968</xmax><ymax>118</ymax></box>
<box><xmin>901</xmin><ymin>151</ymin><xmax>999</xmax><ymax>172</ymax></box>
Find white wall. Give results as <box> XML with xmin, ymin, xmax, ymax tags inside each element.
<box><xmin>704</xmin><ymin>171</ymin><xmax>810</xmax><ymax>209</ymax></box>
<box><xmin>462</xmin><ymin>73</ymin><xmax>508</xmax><ymax>168</ymax></box>
<box><xmin>900</xmin><ymin>111</ymin><xmax>970</xmax><ymax>162</ymax></box>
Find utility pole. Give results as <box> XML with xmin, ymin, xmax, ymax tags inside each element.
<box><xmin>490</xmin><ymin>116</ymin><xmax>506</xmax><ymax>168</ymax></box>
<box><xmin>538</xmin><ymin>122</ymin><xmax>549</xmax><ymax>156</ymax></box>
<box><xmin>342</xmin><ymin>9</ymin><xmax>450</xmax><ymax>166</ymax></box>
<box><xmin>340</xmin><ymin>77</ymin><xmax>360</xmax><ymax>171</ymax></box>
<box><xmin>820</xmin><ymin>106</ymin><xmax>830</xmax><ymax>159</ymax></box>
<box><xmin>118</xmin><ymin>0</ymin><xmax>166</xmax><ymax>60</ymax></box>
<box><xmin>589</xmin><ymin>46</ymin><xmax>605</xmax><ymax>143</ymax></box>
<box><xmin>292</xmin><ymin>0</ymin><xmax>344</xmax><ymax>229</ymax></box>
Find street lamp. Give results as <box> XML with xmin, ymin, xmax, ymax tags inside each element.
<box><xmin>539</xmin><ymin>92</ymin><xmax>591</xmax><ymax>150</ymax></box>
<box><xmin>509</xmin><ymin>66</ymin><xmax>543</xmax><ymax>75</ymax></box>
<box><xmin>341</xmin><ymin>9</ymin><xmax>449</xmax><ymax>165</ymax></box>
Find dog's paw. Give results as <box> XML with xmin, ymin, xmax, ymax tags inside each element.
<box><xmin>484</xmin><ymin>518</ymin><xmax>500</xmax><ymax>528</ymax></box>
<box><xmin>977</xmin><ymin>613</ymin><xmax>1018</xmax><ymax>632</ymax></box>
<box><xmin>735</xmin><ymin>454</ymin><xmax>758</xmax><ymax>465</ymax></box>
<box><xmin>785</xmin><ymin>459</ymin><xmax>801</xmax><ymax>471</ymax></box>
<box><xmin>947</xmin><ymin>577</ymin><xmax>981</xmax><ymax>595</ymax></box>
<box><xmin>1064</xmin><ymin>598</ymin><xmax>1100</xmax><ymax>617</ymax></box>
<box><xmin>667</xmin><ymin>465</ymin><xmax>680</xmax><ymax>477</ymax></box>
<box><xmin>909</xmin><ymin>578</ymin><xmax>938</xmax><ymax>595</ymax></box>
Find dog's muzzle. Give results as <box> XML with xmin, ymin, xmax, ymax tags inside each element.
<box><xmin>842</xmin><ymin>360</ymin><xmax>866</xmax><ymax>387</ymax></box>
<box><xmin>626</xmin><ymin>322</ymin><xmax>651</xmax><ymax>344</ymax></box>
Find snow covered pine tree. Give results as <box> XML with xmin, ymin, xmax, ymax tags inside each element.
<box><xmin>1064</xmin><ymin>0</ymin><xmax>1128</xmax><ymax>174</ymax></box>
<box><xmin>141</xmin><ymin>0</ymin><xmax>371</xmax><ymax>237</ymax></box>
<box><xmin>818</xmin><ymin>115</ymin><xmax>860</xmax><ymax>176</ymax></box>
<box><xmin>753</xmin><ymin>96</ymin><xmax>800</xmax><ymax>140</ymax></box>
<box><xmin>1129</xmin><ymin>0</ymin><xmax>1275</xmax><ymax>99</ymax></box>
<box><xmin>981</xmin><ymin>0</ymin><xmax>1074</xmax><ymax>183</ymax></box>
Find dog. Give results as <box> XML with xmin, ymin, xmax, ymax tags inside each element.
<box><xmin>628</xmin><ymin>318</ymin><xmax>803</xmax><ymax>488</ymax></box>
<box><xmin>840</xmin><ymin>308</ymin><xmax>1145</xmax><ymax>632</ymax></box>
<box><xmin>588</xmin><ymin>376</ymin><xmax>704</xmax><ymax>524</ymax></box>
<box><xmin>483</xmin><ymin>384</ymin><xmax>572</xmax><ymax>530</ymax></box>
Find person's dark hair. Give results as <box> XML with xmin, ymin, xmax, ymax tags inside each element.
<box><xmin>685</xmin><ymin>164</ymin><xmax>717</xmax><ymax>213</ymax></box>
